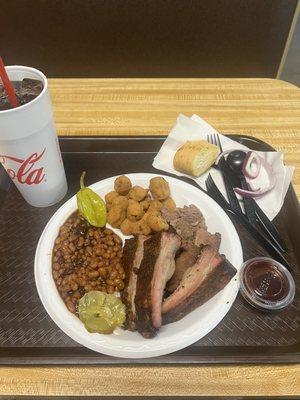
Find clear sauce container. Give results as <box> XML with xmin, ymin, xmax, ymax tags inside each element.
<box><xmin>240</xmin><ymin>257</ymin><xmax>295</xmax><ymax>311</ymax></box>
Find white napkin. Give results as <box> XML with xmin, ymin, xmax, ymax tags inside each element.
<box><xmin>153</xmin><ymin>114</ymin><xmax>294</xmax><ymax>220</ymax></box>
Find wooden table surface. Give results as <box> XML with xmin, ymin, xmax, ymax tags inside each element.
<box><xmin>1</xmin><ymin>78</ymin><xmax>299</xmax><ymax>397</ymax></box>
<box><xmin>50</xmin><ymin>77</ymin><xmax>300</xmax><ymax>198</ymax></box>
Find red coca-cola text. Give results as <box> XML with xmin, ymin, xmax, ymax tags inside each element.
<box><xmin>0</xmin><ymin>149</ymin><xmax>46</xmax><ymax>185</ymax></box>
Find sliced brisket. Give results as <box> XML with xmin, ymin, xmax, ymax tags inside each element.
<box><xmin>162</xmin><ymin>205</ymin><xmax>206</xmax><ymax>244</ymax></box>
<box><xmin>135</xmin><ymin>231</ymin><xmax>181</xmax><ymax>338</ymax></box>
<box><xmin>162</xmin><ymin>245</ymin><xmax>237</xmax><ymax>324</ymax></box>
<box><xmin>121</xmin><ymin>235</ymin><xmax>148</xmax><ymax>331</ymax></box>
<box><xmin>194</xmin><ymin>228</ymin><xmax>221</xmax><ymax>251</ymax></box>
<box><xmin>166</xmin><ymin>243</ymin><xmax>201</xmax><ymax>293</ymax></box>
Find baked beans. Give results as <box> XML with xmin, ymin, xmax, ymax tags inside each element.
<box><xmin>52</xmin><ymin>211</ymin><xmax>124</xmax><ymax>313</ymax></box>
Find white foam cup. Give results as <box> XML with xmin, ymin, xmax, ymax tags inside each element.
<box><xmin>0</xmin><ymin>66</ymin><xmax>67</xmax><ymax>207</ymax></box>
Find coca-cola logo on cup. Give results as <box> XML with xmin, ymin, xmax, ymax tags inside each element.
<box><xmin>0</xmin><ymin>149</ymin><xmax>46</xmax><ymax>185</ymax></box>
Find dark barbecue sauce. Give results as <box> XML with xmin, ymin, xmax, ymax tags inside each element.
<box><xmin>240</xmin><ymin>257</ymin><xmax>295</xmax><ymax>311</ymax></box>
<box><xmin>244</xmin><ymin>260</ymin><xmax>289</xmax><ymax>302</ymax></box>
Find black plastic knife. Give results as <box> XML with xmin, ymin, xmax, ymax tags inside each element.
<box><xmin>202</xmin><ymin>174</ymin><xmax>295</xmax><ymax>271</ymax></box>
<box><xmin>225</xmin><ymin>167</ymin><xmax>288</xmax><ymax>253</ymax></box>
<box><xmin>218</xmin><ymin>158</ymin><xmax>243</xmax><ymax>214</ymax></box>
<box><xmin>205</xmin><ymin>174</ymin><xmax>292</xmax><ymax>271</ymax></box>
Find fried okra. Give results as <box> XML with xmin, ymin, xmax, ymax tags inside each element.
<box><xmin>114</xmin><ymin>175</ymin><xmax>132</xmax><ymax>196</ymax></box>
<box><xmin>149</xmin><ymin>177</ymin><xmax>170</xmax><ymax>201</ymax></box>
<box><xmin>128</xmin><ymin>185</ymin><xmax>149</xmax><ymax>202</ymax></box>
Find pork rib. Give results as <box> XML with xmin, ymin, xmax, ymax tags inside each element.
<box><xmin>162</xmin><ymin>245</ymin><xmax>237</xmax><ymax>324</ymax></box>
<box><xmin>121</xmin><ymin>235</ymin><xmax>148</xmax><ymax>331</ymax></box>
<box><xmin>135</xmin><ymin>231</ymin><xmax>181</xmax><ymax>338</ymax></box>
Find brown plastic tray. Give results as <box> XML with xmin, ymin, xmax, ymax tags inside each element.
<box><xmin>0</xmin><ymin>135</ymin><xmax>299</xmax><ymax>365</ymax></box>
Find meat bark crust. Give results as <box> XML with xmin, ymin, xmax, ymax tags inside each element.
<box><xmin>135</xmin><ymin>231</ymin><xmax>181</xmax><ymax>338</ymax></box>
<box><xmin>122</xmin><ymin>236</ymin><xmax>148</xmax><ymax>331</ymax></box>
<box><xmin>162</xmin><ymin>246</ymin><xmax>237</xmax><ymax>325</ymax></box>
<box><xmin>121</xmin><ymin>237</ymin><xmax>138</xmax><ymax>330</ymax></box>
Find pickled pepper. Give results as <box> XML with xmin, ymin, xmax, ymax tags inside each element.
<box><xmin>76</xmin><ymin>171</ymin><xmax>107</xmax><ymax>227</ymax></box>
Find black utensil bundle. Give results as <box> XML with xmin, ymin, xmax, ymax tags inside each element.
<box><xmin>205</xmin><ymin>134</ymin><xmax>292</xmax><ymax>271</ymax></box>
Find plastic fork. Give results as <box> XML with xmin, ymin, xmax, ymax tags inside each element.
<box><xmin>207</xmin><ymin>133</ymin><xmax>243</xmax><ymax>214</ymax></box>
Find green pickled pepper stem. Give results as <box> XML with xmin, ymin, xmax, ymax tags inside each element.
<box><xmin>76</xmin><ymin>171</ymin><xmax>107</xmax><ymax>227</ymax></box>
<box><xmin>80</xmin><ymin>171</ymin><xmax>87</xmax><ymax>189</ymax></box>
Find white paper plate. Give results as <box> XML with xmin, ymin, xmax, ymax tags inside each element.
<box><xmin>35</xmin><ymin>173</ymin><xmax>243</xmax><ymax>358</ymax></box>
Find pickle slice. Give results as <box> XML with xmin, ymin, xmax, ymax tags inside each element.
<box><xmin>78</xmin><ymin>291</ymin><xmax>125</xmax><ymax>334</ymax></box>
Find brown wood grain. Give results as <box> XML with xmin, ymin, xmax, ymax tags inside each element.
<box><xmin>0</xmin><ymin>365</ymin><xmax>299</xmax><ymax>396</ymax></box>
<box><xmin>1</xmin><ymin>78</ymin><xmax>299</xmax><ymax>397</ymax></box>
<box><xmin>49</xmin><ymin>78</ymin><xmax>300</xmax><ymax>198</ymax></box>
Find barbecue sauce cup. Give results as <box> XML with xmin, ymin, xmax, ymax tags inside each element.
<box><xmin>239</xmin><ymin>257</ymin><xmax>295</xmax><ymax>311</ymax></box>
